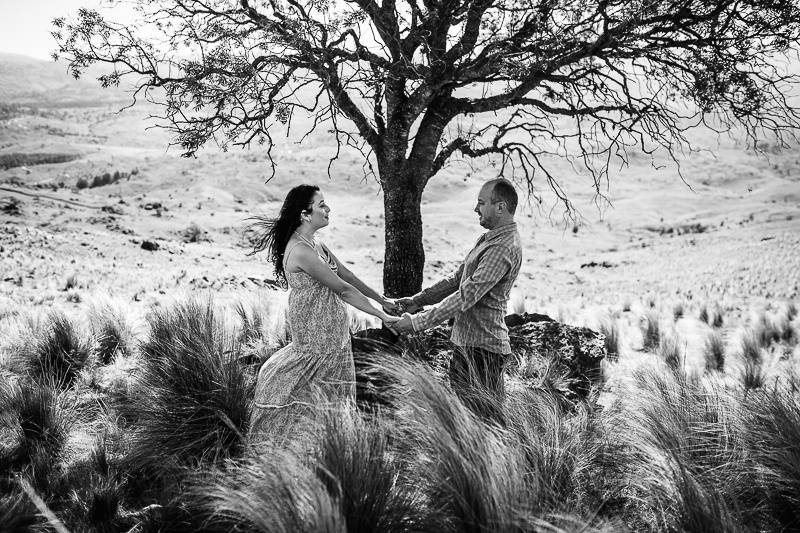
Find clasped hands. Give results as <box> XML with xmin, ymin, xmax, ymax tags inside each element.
<box><xmin>380</xmin><ymin>297</ymin><xmax>420</xmax><ymax>334</ymax></box>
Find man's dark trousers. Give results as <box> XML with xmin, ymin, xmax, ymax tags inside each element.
<box><xmin>449</xmin><ymin>346</ymin><xmax>508</xmax><ymax>423</ymax></box>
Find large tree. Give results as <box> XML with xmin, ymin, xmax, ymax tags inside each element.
<box><xmin>55</xmin><ymin>0</ymin><xmax>800</xmax><ymax>296</ymax></box>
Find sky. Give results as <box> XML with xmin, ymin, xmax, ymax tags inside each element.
<box><xmin>0</xmin><ymin>0</ymin><xmax>109</xmax><ymax>60</ymax></box>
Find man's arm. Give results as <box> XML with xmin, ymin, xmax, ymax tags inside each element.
<box><xmin>410</xmin><ymin>263</ymin><xmax>464</xmax><ymax>307</ymax></box>
<box><xmin>409</xmin><ymin>245</ymin><xmax>514</xmax><ymax>332</ymax></box>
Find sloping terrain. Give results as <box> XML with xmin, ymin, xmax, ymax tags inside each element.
<box><xmin>0</xmin><ymin>53</ymin><xmax>798</xmax><ymax>349</ymax></box>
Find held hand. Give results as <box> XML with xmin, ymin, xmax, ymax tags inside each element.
<box><xmin>381</xmin><ymin>297</ymin><xmax>403</xmax><ymax>316</ymax></box>
<box><xmin>381</xmin><ymin>314</ymin><xmax>401</xmax><ymax>325</ymax></box>
<box><xmin>381</xmin><ymin>313</ymin><xmax>402</xmax><ymax>334</ymax></box>
<box><xmin>396</xmin><ymin>297</ymin><xmax>422</xmax><ymax>314</ymax></box>
<box><xmin>392</xmin><ymin>313</ymin><xmax>415</xmax><ymax>334</ymax></box>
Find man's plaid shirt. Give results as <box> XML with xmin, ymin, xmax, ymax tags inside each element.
<box><xmin>409</xmin><ymin>222</ymin><xmax>522</xmax><ymax>354</ymax></box>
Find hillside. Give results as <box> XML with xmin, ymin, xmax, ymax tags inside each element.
<box><xmin>0</xmin><ymin>57</ymin><xmax>798</xmax><ymax>345</ymax></box>
<box><xmin>0</xmin><ymin>53</ymin><xmax>129</xmax><ymax>106</ymax></box>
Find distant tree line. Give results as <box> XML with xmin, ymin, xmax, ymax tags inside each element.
<box><xmin>0</xmin><ymin>153</ymin><xmax>81</xmax><ymax>171</ymax></box>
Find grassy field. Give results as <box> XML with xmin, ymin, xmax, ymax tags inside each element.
<box><xmin>2</xmin><ymin>53</ymin><xmax>800</xmax><ymax>532</ymax></box>
<box><xmin>0</xmin><ymin>294</ymin><xmax>799</xmax><ymax>532</ymax></box>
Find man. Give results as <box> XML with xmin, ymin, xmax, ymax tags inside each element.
<box><xmin>392</xmin><ymin>178</ymin><xmax>522</xmax><ymax>417</ymax></box>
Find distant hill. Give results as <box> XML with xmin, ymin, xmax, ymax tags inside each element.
<box><xmin>0</xmin><ymin>52</ymin><xmax>130</xmax><ymax>106</ymax></box>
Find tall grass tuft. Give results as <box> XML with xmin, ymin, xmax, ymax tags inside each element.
<box><xmin>622</xmin><ymin>369</ymin><xmax>755</xmax><ymax>530</ymax></box>
<box><xmin>0</xmin><ymin>378</ymin><xmax>70</xmax><ymax>475</ymax></box>
<box><xmin>0</xmin><ymin>489</ymin><xmax>41</xmax><ymax>532</ymax></box>
<box><xmin>658</xmin><ymin>333</ymin><xmax>683</xmax><ymax>374</ymax></box>
<box><xmin>673</xmin><ymin>302</ymin><xmax>685</xmax><ymax>321</ymax></box>
<box><xmin>313</xmin><ymin>408</ymin><xmax>433</xmax><ymax>532</ymax></box>
<box><xmin>703</xmin><ymin>332</ymin><xmax>726</xmax><ymax>373</ymax></box>
<box><xmin>776</xmin><ymin>315</ymin><xmax>796</xmax><ymax>344</ymax></box>
<box><xmin>743</xmin><ymin>359</ymin><xmax>765</xmax><ymax>390</ymax></box>
<box><xmin>504</xmin><ymin>388</ymin><xmax>598</xmax><ymax>515</ymax></box>
<box><xmin>234</xmin><ymin>301</ymin><xmax>266</xmax><ymax>347</ymax></box>
<box><xmin>754</xmin><ymin>313</ymin><xmax>781</xmax><ymax>347</ymax></box>
<box><xmin>88</xmin><ymin>304</ymin><xmax>133</xmax><ymax>365</ymax></box>
<box><xmin>699</xmin><ymin>305</ymin><xmax>709</xmax><ymax>324</ymax></box>
<box><xmin>741</xmin><ymin>388</ymin><xmax>800</xmax><ymax>529</ymax></box>
<box><xmin>599</xmin><ymin>320</ymin><xmax>620</xmax><ymax>362</ymax></box>
<box><xmin>786</xmin><ymin>301</ymin><xmax>798</xmax><ymax>322</ymax></box>
<box><xmin>711</xmin><ymin>309</ymin><xmax>724</xmax><ymax>328</ymax></box>
<box><xmin>368</xmin><ymin>355</ymin><xmax>599</xmax><ymax>530</ymax></box>
<box><xmin>22</xmin><ymin>311</ymin><xmax>90</xmax><ymax>387</ymax></box>
<box><xmin>662</xmin><ymin>457</ymin><xmax>741</xmax><ymax>533</ymax></box>
<box><xmin>124</xmin><ymin>298</ymin><xmax>254</xmax><ymax>495</ymax></box>
<box><xmin>641</xmin><ymin>311</ymin><xmax>661</xmax><ymax>352</ymax></box>
<box><xmin>194</xmin><ymin>452</ymin><xmax>344</xmax><ymax>532</ymax></box>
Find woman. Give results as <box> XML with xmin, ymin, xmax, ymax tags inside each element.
<box><xmin>248</xmin><ymin>184</ymin><xmax>399</xmax><ymax>445</ymax></box>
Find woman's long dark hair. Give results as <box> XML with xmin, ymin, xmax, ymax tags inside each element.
<box><xmin>248</xmin><ymin>184</ymin><xmax>319</xmax><ymax>284</ymax></box>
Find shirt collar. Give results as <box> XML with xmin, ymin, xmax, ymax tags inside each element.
<box><xmin>482</xmin><ymin>221</ymin><xmax>517</xmax><ymax>242</ymax></box>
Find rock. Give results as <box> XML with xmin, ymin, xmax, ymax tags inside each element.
<box><xmin>508</xmin><ymin>317</ymin><xmax>606</xmax><ymax>402</ymax></box>
<box><xmin>0</xmin><ymin>196</ymin><xmax>22</xmax><ymax>216</ymax></box>
<box><xmin>140</xmin><ymin>240</ymin><xmax>159</xmax><ymax>251</ymax></box>
<box><xmin>102</xmin><ymin>205</ymin><xmax>124</xmax><ymax>215</ymax></box>
<box><xmin>504</xmin><ymin>312</ymin><xmax>554</xmax><ymax>328</ymax></box>
<box><xmin>352</xmin><ymin>312</ymin><xmax>605</xmax><ymax>410</ymax></box>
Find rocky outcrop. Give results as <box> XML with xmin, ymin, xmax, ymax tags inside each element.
<box><xmin>352</xmin><ymin>312</ymin><xmax>606</xmax><ymax>409</ymax></box>
<box><xmin>506</xmin><ymin>313</ymin><xmax>606</xmax><ymax>402</ymax></box>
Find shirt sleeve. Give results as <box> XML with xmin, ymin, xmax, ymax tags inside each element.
<box><xmin>411</xmin><ymin>263</ymin><xmax>464</xmax><ymax>306</ymax></box>
<box><xmin>411</xmin><ymin>244</ymin><xmax>513</xmax><ymax>331</ymax></box>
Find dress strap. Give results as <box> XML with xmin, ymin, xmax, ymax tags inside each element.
<box><xmin>283</xmin><ymin>240</ymin><xmax>307</xmax><ymax>270</ymax></box>
<box><xmin>284</xmin><ymin>238</ymin><xmax>337</xmax><ymax>272</ymax></box>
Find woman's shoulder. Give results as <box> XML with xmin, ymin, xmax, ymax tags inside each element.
<box><xmin>284</xmin><ymin>238</ymin><xmax>314</xmax><ymax>271</ymax></box>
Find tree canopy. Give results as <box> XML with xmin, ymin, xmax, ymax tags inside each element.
<box><xmin>54</xmin><ymin>0</ymin><xmax>800</xmax><ymax>294</ymax></box>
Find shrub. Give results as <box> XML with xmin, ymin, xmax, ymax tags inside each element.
<box><xmin>673</xmin><ymin>302</ymin><xmax>685</xmax><ymax>321</ymax></box>
<box><xmin>641</xmin><ymin>312</ymin><xmax>661</xmax><ymax>352</ymax></box>
<box><xmin>703</xmin><ymin>332</ymin><xmax>726</xmax><ymax>373</ymax></box>
<box><xmin>76</xmin><ymin>177</ymin><xmax>89</xmax><ymax>189</ymax></box>
<box><xmin>64</xmin><ymin>274</ymin><xmax>78</xmax><ymax>291</ymax></box>
<box><xmin>0</xmin><ymin>196</ymin><xmax>23</xmax><ymax>216</ymax></box>
<box><xmin>124</xmin><ymin>298</ymin><xmax>254</xmax><ymax>494</ymax></box>
<box><xmin>182</xmin><ymin>223</ymin><xmax>208</xmax><ymax>243</ymax></box>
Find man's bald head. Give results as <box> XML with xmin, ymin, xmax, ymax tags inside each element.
<box><xmin>485</xmin><ymin>178</ymin><xmax>518</xmax><ymax>215</ymax></box>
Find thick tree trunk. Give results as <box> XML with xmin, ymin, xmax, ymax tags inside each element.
<box><xmin>382</xmin><ymin>179</ymin><xmax>425</xmax><ymax>297</ymax></box>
